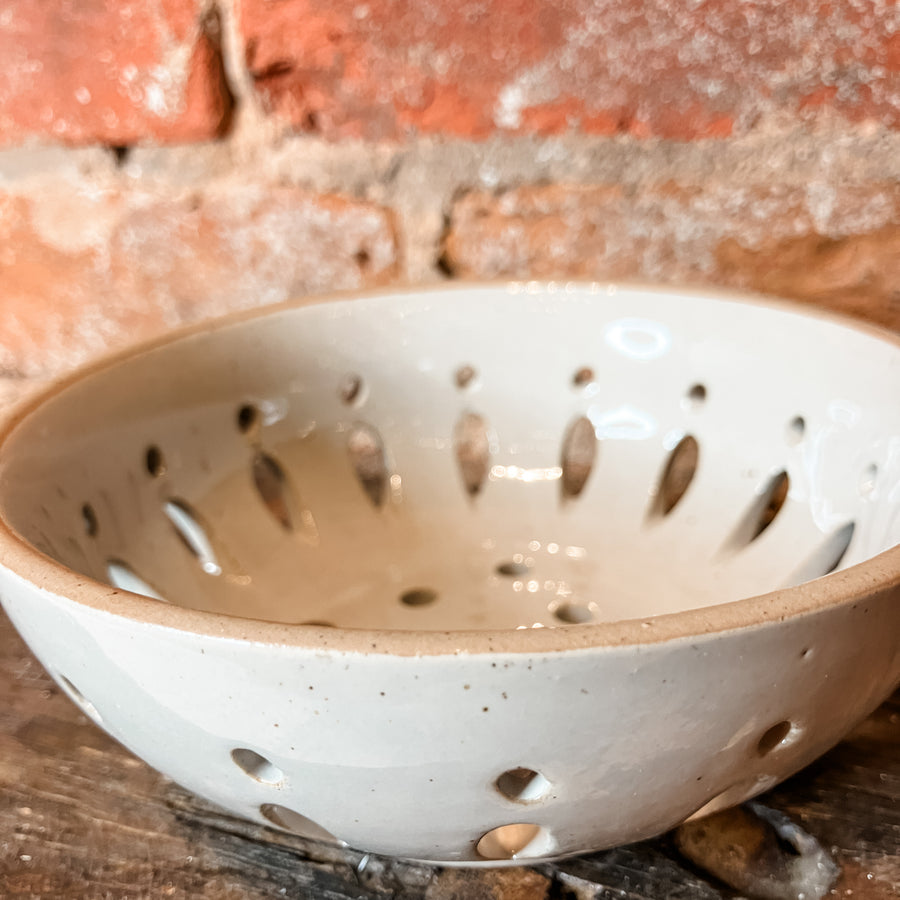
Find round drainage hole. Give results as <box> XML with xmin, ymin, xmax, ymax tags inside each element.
<box><xmin>339</xmin><ymin>374</ymin><xmax>366</xmax><ymax>406</ymax></box>
<box><xmin>686</xmin><ymin>383</ymin><xmax>707</xmax><ymax>408</ymax></box>
<box><xmin>786</xmin><ymin>416</ymin><xmax>806</xmax><ymax>445</ymax></box>
<box><xmin>727</xmin><ymin>470</ymin><xmax>790</xmax><ymax>549</ymax></box>
<box><xmin>145</xmin><ymin>445</ymin><xmax>166</xmax><ymax>477</ymax></box>
<box><xmin>81</xmin><ymin>503</ymin><xmax>98</xmax><ymax>537</ymax></box>
<box><xmin>454</xmin><ymin>364</ymin><xmax>478</xmax><ymax>390</ymax></box>
<box><xmin>496</xmin><ymin>560</ymin><xmax>530</xmax><ymax>577</ymax></box>
<box><xmin>756</xmin><ymin>720</ymin><xmax>794</xmax><ymax>757</ymax></box>
<box><xmin>348</xmin><ymin>423</ymin><xmax>389</xmax><ymax>508</ymax></box>
<box><xmin>475</xmin><ymin>824</ymin><xmax>553</xmax><ymax>860</ymax></box>
<box><xmin>231</xmin><ymin>748</ymin><xmax>284</xmax><ymax>785</ymax></box>
<box><xmin>259</xmin><ymin>804</ymin><xmax>343</xmax><ymax>844</ymax></box>
<box><xmin>495</xmin><ymin>768</ymin><xmax>552</xmax><ymax>803</ymax></box>
<box><xmin>572</xmin><ymin>366</ymin><xmax>595</xmax><ymax>388</ymax></box>
<box><xmin>454</xmin><ymin>411</ymin><xmax>491</xmax><ymax>496</ymax></box>
<box><xmin>560</xmin><ymin>416</ymin><xmax>597</xmax><ymax>499</ymax></box>
<box><xmin>553</xmin><ymin>603</ymin><xmax>593</xmax><ymax>624</ymax></box>
<box><xmin>236</xmin><ymin>403</ymin><xmax>260</xmax><ymax>435</ymax></box>
<box><xmin>252</xmin><ymin>452</ymin><xmax>299</xmax><ymax>532</ymax></box>
<box><xmin>650</xmin><ymin>434</ymin><xmax>699</xmax><ymax>517</ymax></box>
<box><xmin>400</xmin><ymin>587</ymin><xmax>438</xmax><ymax>607</ymax></box>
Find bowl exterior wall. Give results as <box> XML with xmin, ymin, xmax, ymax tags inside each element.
<box><xmin>1</xmin><ymin>574</ymin><xmax>897</xmax><ymax>862</ymax></box>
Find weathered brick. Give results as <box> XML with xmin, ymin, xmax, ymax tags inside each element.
<box><xmin>0</xmin><ymin>187</ymin><xmax>398</xmax><ymax>376</ymax></box>
<box><xmin>443</xmin><ymin>182</ymin><xmax>900</xmax><ymax>331</ymax></box>
<box><xmin>240</xmin><ymin>0</ymin><xmax>900</xmax><ymax>140</ymax></box>
<box><xmin>0</xmin><ymin>1</ymin><xmax>232</xmax><ymax>147</ymax></box>
<box><xmin>716</xmin><ymin>225</ymin><xmax>900</xmax><ymax>329</ymax></box>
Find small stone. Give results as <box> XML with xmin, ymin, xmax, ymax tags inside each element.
<box><xmin>426</xmin><ymin>866</ymin><xmax>551</xmax><ymax>900</ymax></box>
<box><xmin>674</xmin><ymin>802</ymin><xmax>840</xmax><ymax>900</ymax></box>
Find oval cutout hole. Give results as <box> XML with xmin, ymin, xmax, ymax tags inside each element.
<box><xmin>252</xmin><ymin>452</ymin><xmax>295</xmax><ymax>531</ymax></box>
<box><xmin>259</xmin><ymin>804</ymin><xmax>344</xmax><ymax>845</ymax></box>
<box><xmin>232</xmin><ymin>748</ymin><xmax>284</xmax><ymax>785</ymax></box>
<box><xmin>572</xmin><ymin>367</ymin><xmax>594</xmax><ymax>388</ymax></box>
<box><xmin>560</xmin><ymin>416</ymin><xmax>596</xmax><ymax>499</ymax></box>
<box><xmin>650</xmin><ymin>435</ymin><xmax>699</xmax><ymax>517</ymax></box>
<box><xmin>145</xmin><ymin>445</ymin><xmax>166</xmax><ymax>477</ymax></box>
<box><xmin>553</xmin><ymin>602</ymin><xmax>593</xmax><ymax>624</ymax></box>
<box><xmin>496</xmin><ymin>560</ymin><xmax>530</xmax><ymax>577</ymax></box>
<box><xmin>81</xmin><ymin>503</ymin><xmax>98</xmax><ymax>537</ymax></box>
<box><xmin>347</xmin><ymin>423</ymin><xmax>389</xmax><ymax>508</ymax></box>
<box><xmin>400</xmin><ymin>587</ymin><xmax>438</xmax><ymax>607</ymax></box>
<box><xmin>475</xmin><ymin>824</ymin><xmax>553</xmax><ymax>860</ymax></box>
<box><xmin>237</xmin><ymin>403</ymin><xmax>260</xmax><ymax>435</ymax></box>
<box><xmin>455</xmin><ymin>364</ymin><xmax>478</xmax><ymax>390</ymax></box>
<box><xmin>726</xmin><ymin>470</ymin><xmax>790</xmax><ymax>549</ymax></box>
<box><xmin>786</xmin><ymin>521</ymin><xmax>855</xmax><ymax>587</ymax></box>
<box><xmin>339</xmin><ymin>374</ymin><xmax>365</xmax><ymax>406</ymax></box>
<box><xmin>756</xmin><ymin>720</ymin><xmax>794</xmax><ymax>757</ymax></box>
<box><xmin>253</xmin><ymin>452</ymin><xmax>318</xmax><ymax>541</ymax></box>
<box><xmin>163</xmin><ymin>499</ymin><xmax>222</xmax><ymax>575</ymax></box>
<box><xmin>106</xmin><ymin>559</ymin><xmax>164</xmax><ymax>600</ymax></box>
<box><xmin>495</xmin><ymin>768</ymin><xmax>552</xmax><ymax>803</ymax></box>
<box><xmin>454</xmin><ymin>412</ymin><xmax>490</xmax><ymax>497</ymax></box>
<box><xmin>685</xmin><ymin>384</ymin><xmax>707</xmax><ymax>408</ymax></box>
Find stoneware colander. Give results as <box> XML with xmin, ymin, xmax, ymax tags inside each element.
<box><xmin>0</xmin><ymin>282</ymin><xmax>897</xmax><ymax>864</ymax></box>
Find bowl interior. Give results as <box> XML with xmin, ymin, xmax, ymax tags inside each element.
<box><xmin>0</xmin><ymin>284</ymin><xmax>897</xmax><ymax>631</ymax></box>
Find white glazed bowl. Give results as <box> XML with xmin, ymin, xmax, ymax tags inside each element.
<box><xmin>0</xmin><ymin>283</ymin><xmax>897</xmax><ymax>864</ymax></box>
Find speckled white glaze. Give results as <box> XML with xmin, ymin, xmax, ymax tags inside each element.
<box><xmin>0</xmin><ymin>283</ymin><xmax>897</xmax><ymax>864</ymax></box>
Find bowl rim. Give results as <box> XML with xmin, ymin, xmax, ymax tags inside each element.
<box><xmin>0</xmin><ymin>279</ymin><xmax>897</xmax><ymax>657</ymax></box>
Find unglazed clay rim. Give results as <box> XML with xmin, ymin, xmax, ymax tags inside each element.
<box><xmin>0</xmin><ymin>281</ymin><xmax>897</xmax><ymax>656</ymax></box>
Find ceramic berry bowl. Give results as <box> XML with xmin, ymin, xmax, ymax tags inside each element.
<box><xmin>0</xmin><ymin>282</ymin><xmax>897</xmax><ymax>865</ymax></box>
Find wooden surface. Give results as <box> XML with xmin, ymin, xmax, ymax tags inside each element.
<box><xmin>0</xmin><ymin>605</ymin><xmax>897</xmax><ymax>899</ymax></box>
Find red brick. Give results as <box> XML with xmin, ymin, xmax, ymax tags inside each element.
<box><xmin>716</xmin><ymin>227</ymin><xmax>900</xmax><ymax>329</ymax></box>
<box><xmin>239</xmin><ymin>0</ymin><xmax>900</xmax><ymax>140</ymax></box>
<box><xmin>0</xmin><ymin>187</ymin><xmax>398</xmax><ymax>376</ymax></box>
<box><xmin>443</xmin><ymin>182</ymin><xmax>900</xmax><ymax>331</ymax></box>
<box><xmin>0</xmin><ymin>2</ymin><xmax>232</xmax><ymax>147</ymax></box>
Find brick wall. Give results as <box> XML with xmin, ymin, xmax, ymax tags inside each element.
<box><xmin>1</xmin><ymin>0</ymin><xmax>899</xmax><ymax>379</ymax></box>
